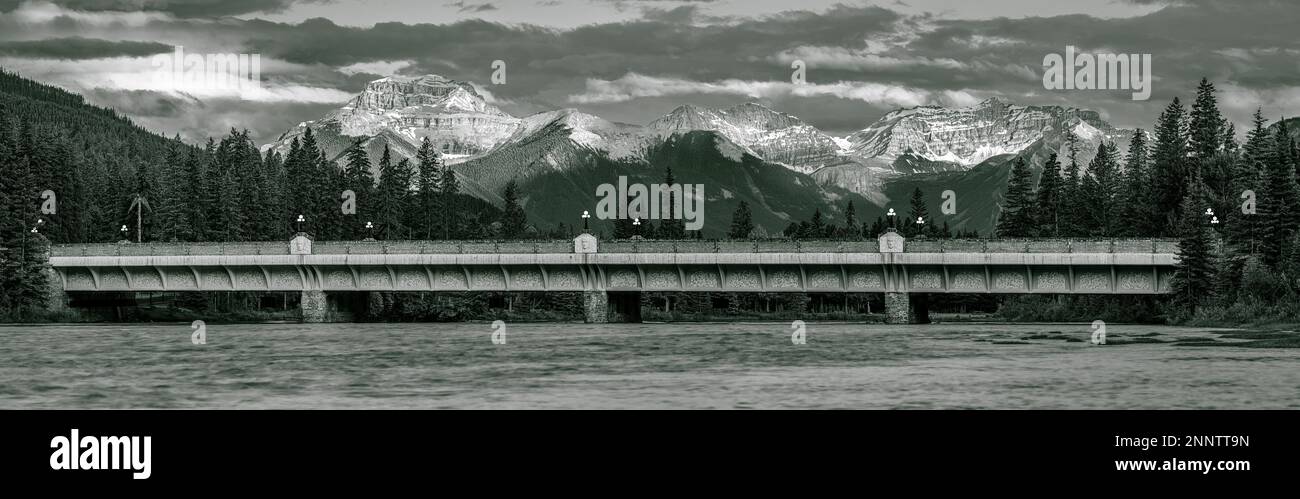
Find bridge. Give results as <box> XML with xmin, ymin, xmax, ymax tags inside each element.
<box><xmin>45</xmin><ymin>231</ymin><xmax>1179</xmax><ymax>324</ymax></box>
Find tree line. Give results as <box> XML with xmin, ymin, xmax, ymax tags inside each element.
<box><xmin>994</xmin><ymin>78</ymin><xmax>1300</xmax><ymax>317</ymax></box>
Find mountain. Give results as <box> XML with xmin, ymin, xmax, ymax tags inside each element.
<box><xmin>267</xmin><ymin>75</ymin><xmax>518</xmax><ymax>165</ymax></box>
<box><xmin>844</xmin><ymin>97</ymin><xmax>1131</xmax><ymax>173</ymax></box>
<box><xmin>648</xmin><ymin>103</ymin><xmax>847</xmax><ymax>174</ymax></box>
<box><xmin>264</xmin><ymin>74</ymin><xmax>1137</xmax><ymax>235</ymax></box>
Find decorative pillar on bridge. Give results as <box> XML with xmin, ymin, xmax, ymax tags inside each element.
<box><xmin>574</xmin><ymin>232</ymin><xmax>608</xmax><ymax>323</ymax></box>
<box><xmin>879</xmin><ymin>229</ymin><xmax>926</xmax><ymax>324</ymax></box>
<box><xmin>291</xmin><ymin>233</ymin><xmax>330</xmax><ymax>323</ymax></box>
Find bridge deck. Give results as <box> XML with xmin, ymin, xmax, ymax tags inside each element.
<box><xmin>50</xmin><ymin>239</ymin><xmax>1180</xmax><ymax>257</ymax></box>
<box><xmin>46</xmin><ymin>238</ymin><xmax>1179</xmax><ymax>295</ymax></box>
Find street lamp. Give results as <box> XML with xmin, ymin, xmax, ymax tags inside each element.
<box><xmin>364</xmin><ymin>221</ymin><xmax>375</xmax><ymax>241</ymax></box>
<box><xmin>295</xmin><ymin>214</ymin><xmax>305</xmax><ymax>234</ymax></box>
<box><xmin>18</xmin><ymin>218</ymin><xmax>45</xmax><ymax>271</ymax></box>
<box><xmin>886</xmin><ymin>208</ymin><xmax>896</xmax><ymax>229</ymax></box>
<box><xmin>1205</xmin><ymin>208</ymin><xmax>1219</xmax><ymax>226</ymax></box>
<box><xmin>582</xmin><ymin>210</ymin><xmax>591</xmax><ymax>232</ymax></box>
<box><xmin>120</xmin><ymin>224</ymin><xmax>129</xmax><ymax>242</ymax></box>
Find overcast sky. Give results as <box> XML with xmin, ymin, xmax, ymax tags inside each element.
<box><xmin>1</xmin><ymin>0</ymin><xmax>1297</xmax><ymax>145</ymax></box>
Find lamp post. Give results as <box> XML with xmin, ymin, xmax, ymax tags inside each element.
<box><xmin>119</xmin><ymin>224</ymin><xmax>129</xmax><ymax>243</ymax></box>
<box><xmin>364</xmin><ymin>221</ymin><xmax>375</xmax><ymax>241</ymax></box>
<box><xmin>582</xmin><ymin>210</ymin><xmax>591</xmax><ymax>232</ymax></box>
<box><xmin>18</xmin><ymin>218</ymin><xmax>44</xmax><ymax>272</ymax></box>
<box><xmin>886</xmin><ymin>208</ymin><xmax>896</xmax><ymax>230</ymax></box>
<box><xmin>1204</xmin><ymin>208</ymin><xmax>1219</xmax><ymax>226</ymax></box>
<box><xmin>295</xmin><ymin>214</ymin><xmax>305</xmax><ymax>234</ymax></box>
<box><xmin>915</xmin><ymin>215</ymin><xmax>925</xmax><ymax>236</ymax></box>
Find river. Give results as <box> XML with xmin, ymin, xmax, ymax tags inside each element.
<box><xmin>1</xmin><ymin>322</ymin><xmax>1296</xmax><ymax>409</ymax></box>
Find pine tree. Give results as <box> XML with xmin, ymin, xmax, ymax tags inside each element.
<box><xmin>438</xmin><ymin>160</ymin><xmax>460</xmax><ymax>240</ymax></box>
<box><xmin>1150</xmin><ymin>97</ymin><xmax>1189</xmax><ymax>235</ymax></box>
<box><xmin>905</xmin><ymin>187</ymin><xmax>929</xmax><ymax>237</ymax></box>
<box><xmin>657</xmin><ymin>166</ymin><xmax>685</xmax><ymax>239</ymax></box>
<box><xmin>843</xmin><ymin>200</ymin><xmax>858</xmax><ymax>239</ymax></box>
<box><xmin>868</xmin><ymin>216</ymin><xmax>885</xmax><ymax>238</ymax></box>
<box><xmin>1259</xmin><ymin>121</ymin><xmax>1300</xmax><ymax>267</ymax></box>
<box><xmin>1117</xmin><ymin>131</ymin><xmax>1153</xmax><ymax>236</ymax></box>
<box><xmin>343</xmin><ymin>141</ymin><xmax>373</xmax><ymax>239</ymax></box>
<box><xmin>415</xmin><ymin>138</ymin><xmax>442</xmax><ymax>239</ymax></box>
<box><xmin>728</xmin><ymin>200</ymin><xmax>754</xmax><ymax>239</ymax></box>
<box><xmin>995</xmin><ymin>157</ymin><xmax>1036</xmax><ymax>237</ymax></box>
<box><xmin>1084</xmin><ymin>142</ymin><xmax>1121</xmax><ymax>236</ymax></box>
<box><xmin>499</xmin><ymin>179</ymin><xmax>527</xmax><ymax>239</ymax></box>
<box><xmin>1188</xmin><ymin>78</ymin><xmax>1226</xmax><ymax>164</ymax></box>
<box><xmin>1034</xmin><ymin>153</ymin><xmax>1063</xmax><ymax>237</ymax></box>
<box><xmin>1170</xmin><ymin>178</ymin><xmax>1217</xmax><ymax>313</ymax></box>
<box><xmin>376</xmin><ymin>146</ymin><xmax>414</xmax><ymax>239</ymax></box>
<box><xmin>810</xmin><ymin>208</ymin><xmax>826</xmax><ymax>238</ymax></box>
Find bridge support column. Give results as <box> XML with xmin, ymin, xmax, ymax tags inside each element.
<box><xmin>301</xmin><ymin>290</ymin><xmax>329</xmax><ymax>323</ymax></box>
<box><xmin>44</xmin><ymin>268</ymin><xmax>69</xmax><ymax>317</ymax></box>
<box><xmin>884</xmin><ymin>292</ymin><xmax>910</xmax><ymax>324</ymax></box>
<box><xmin>885</xmin><ymin>292</ymin><xmax>931</xmax><ymax>324</ymax></box>
<box><xmin>583</xmin><ymin>290</ymin><xmax>609</xmax><ymax>324</ymax></box>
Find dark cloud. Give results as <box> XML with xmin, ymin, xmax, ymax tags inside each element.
<box><xmin>5</xmin><ymin>1</ymin><xmax>1299</xmax><ymax>146</ymax></box>
<box><xmin>444</xmin><ymin>1</ymin><xmax>497</xmax><ymax>13</ymax></box>
<box><xmin>641</xmin><ymin>5</ymin><xmax>697</xmax><ymax>23</ymax></box>
<box><xmin>0</xmin><ymin>0</ymin><xmax>325</xmax><ymax>17</ymax></box>
<box><xmin>0</xmin><ymin>37</ymin><xmax>171</xmax><ymax>59</ymax></box>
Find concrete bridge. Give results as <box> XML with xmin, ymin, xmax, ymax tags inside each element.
<box><xmin>46</xmin><ymin>231</ymin><xmax>1179</xmax><ymax>324</ymax></box>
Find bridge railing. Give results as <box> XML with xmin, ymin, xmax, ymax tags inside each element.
<box><xmin>49</xmin><ymin>238</ymin><xmax>1182</xmax><ymax>256</ymax></box>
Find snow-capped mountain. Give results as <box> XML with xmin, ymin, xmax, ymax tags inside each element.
<box><xmin>845</xmin><ymin>97</ymin><xmax>1130</xmax><ymax>172</ymax></box>
<box><xmin>267</xmin><ymin>75</ymin><xmax>519</xmax><ymax>163</ymax></box>
<box><xmin>261</xmin><ymin>73</ymin><xmax>1137</xmax><ymax>234</ymax></box>
<box><xmin>648</xmin><ymin>103</ymin><xmax>846</xmax><ymax>174</ymax></box>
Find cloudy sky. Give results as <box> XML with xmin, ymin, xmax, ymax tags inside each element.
<box><xmin>1</xmin><ymin>0</ymin><xmax>1298</xmax><ymax>145</ymax></box>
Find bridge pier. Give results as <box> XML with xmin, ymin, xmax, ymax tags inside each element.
<box><xmin>884</xmin><ymin>292</ymin><xmax>930</xmax><ymax>324</ymax></box>
<box><xmin>301</xmin><ymin>290</ymin><xmax>329</xmax><ymax>323</ymax></box>
<box><xmin>583</xmin><ymin>290</ymin><xmax>609</xmax><ymax>324</ymax></box>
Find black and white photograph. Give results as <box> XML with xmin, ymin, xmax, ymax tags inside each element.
<box><xmin>0</xmin><ymin>0</ymin><xmax>1297</xmax><ymax>484</ymax></box>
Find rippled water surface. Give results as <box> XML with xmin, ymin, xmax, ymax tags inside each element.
<box><xmin>1</xmin><ymin>322</ymin><xmax>1297</xmax><ymax>409</ymax></box>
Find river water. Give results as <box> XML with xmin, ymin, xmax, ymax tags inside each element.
<box><xmin>1</xmin><ymin>322</ymin><xmax>1296</xmax><ymax>409</ymax></box>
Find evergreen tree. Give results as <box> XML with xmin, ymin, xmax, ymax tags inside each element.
<box><xmin>1226</xmin><ymin>109</ymin><xmax>1270</xmax><ymax>256</ymax></box>
<box><xmin>905</xmin><ymin>187</ymin><xmax>929</xmax><ymax>237</ymax></box>
<box><xmin>1078</xmin><ymin>141</ymin><xmax>1120</xmax><ymax>236</ymax></box>
<box><xmin>843</xmin><ymin>200</ymin><xmax>858</xmax><ymax>239</ymax></box>
<box><xmin>1188</xmin><ymin>78</ymin><xmax>1226</xmax><ymax>163</ymax></box>
<box><xmin>995</xmin><ymin>157</ymin><xmax>1036</xmax><ymax>237</ymax></box>
<box><xmin>728</xmin><ymin>200</ymin><xmax>754</xmax><ymax>239</ymax></box>
<box><xmin>1170</xmin><ymin>178</ymin><xmax>1218</xmax><ymax>313</ymax></box>
<box><xmin>375</xmin><ymin>146</ymin><xmax>414</xmax><ymax>239</ymax></box>
<box><xmin>868</xmin><ymin>216</ymin><xmax>885</xmax><ymax>238</ymax></box>
<box><xmin>499</xmin><ymin>179</ymin><xmax>527</xmax><ymax>239</ymax></box>
<box><xmin>343</xmin><ymin>141</ymin><xmax>373</xmax><ymax>239</ymax></box>
<box><xmin>1259</xmin><ymin>121</ymin><xmax>1300</xmax><ymax>267</ymax></box>
<box><xmin>1120</xmin><ymin>131</ymin><xmax>1153</xmax><ymax>237</ymax></box>
<box><xmin>657</xmin><ymin>166</ymin><xmax>685</xmax><ymax>238</ymax></box>
<box><xmin>415</xmin><ymin>138</ymin><xmax>442</xmax><ymax>239</ymax></box>
<box><xmin>438</xmin><ymin>160</ymin><xmax>460</xmax><ymax>239</ymax></box>
<box><xmin>1034</xmin><ymin>153</ymin><xmax>1063</xmax><ymax>236</ymax></box>
<box><xmin>810</xmin><ymin>208</ymin><xmax>826</xmax><ymax>238</ymax></box>
<box><xmin>1150</xmin><ymin>97</ymin><xmax>1189</xmax><ymax>235</ymax></box>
